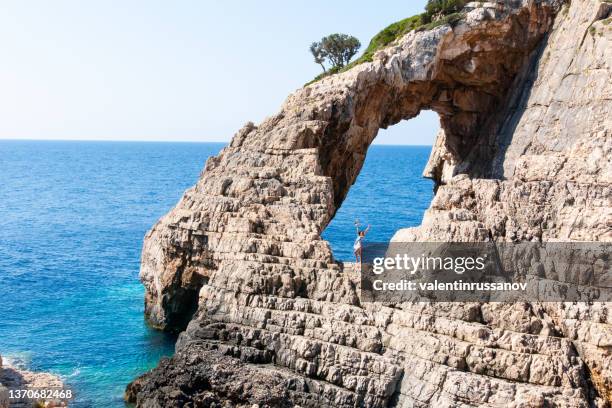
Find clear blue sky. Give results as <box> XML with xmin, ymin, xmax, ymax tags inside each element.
<box><xmin>0</xmin><ymin>1</ymin><xmax>438</xmax><ymax>145</ymax></box>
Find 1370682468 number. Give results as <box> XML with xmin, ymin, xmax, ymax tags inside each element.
<box><xmin>7</xmin><ymin>388</ymin><xmax>73</xmax><ymax>400</ymax></box>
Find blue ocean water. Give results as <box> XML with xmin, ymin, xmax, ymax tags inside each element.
<box><xmin>0</xmin><ymin>141</ymin><xmax>432</xmax><ymax>407</ymax></box>
<box><xmin>323</xmin><ymin>145</ymin><xmax>433</xmax><ymax>260</ymax></box>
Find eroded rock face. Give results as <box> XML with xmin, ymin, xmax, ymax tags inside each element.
<box><xmin>130</xmin><ymin>0</ymin><xmax>611</xmax><ymax>406</ymax></box>
<box><xmin>0</xmin><ymin>354</ymin><xmax>65</xmax><ymax>408</ymax></box>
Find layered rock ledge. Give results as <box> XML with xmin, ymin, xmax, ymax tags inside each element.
<box><xmin>128</xmin><ymin>0</ymin><xmax>611</xmax><ymax>407</ymax></box>
<box><xmin>0</xmin><ymin>355</ymin><xmax>66</xmax><ymax>408</ymax></box>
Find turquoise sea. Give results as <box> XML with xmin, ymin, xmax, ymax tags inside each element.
<box><xmin>0</xmin><ymin>141</ymin><xmax>432</xmax><ymax>407</ymax></box>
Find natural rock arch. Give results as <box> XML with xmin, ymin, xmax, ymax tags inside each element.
<box><xmin>141</xmin><ymin>1</ymin><xmax>556</xmax><ymax>331</ymax></box>
<box><xmin>131</xmin><ymin>1</ymin><xmax>611</xmax><ymax>406</ymax></box>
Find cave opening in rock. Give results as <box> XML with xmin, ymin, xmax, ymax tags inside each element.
<box><xmin>322</xmin><ymin>110</ymin><xmax>439</xmax><ymax>261</ymax></box>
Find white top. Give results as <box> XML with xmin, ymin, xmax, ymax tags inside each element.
<box><xmin>353</xmin><ymin>236</ymin><xmax>363</xmax><ymax>250</ymax></box>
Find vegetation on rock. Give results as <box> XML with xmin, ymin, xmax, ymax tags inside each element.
<box><xmin>306</xmin><ymin>0</ymin><xmax>466</xmax><ymax>85</ymax></box>
<box><xmin>309</xmin><ymin>34</ymin><xmax>361</xmax><ymax>73</ymax></box>
<box><xmin>424</xmin><ymin>0</ymin><xmax>466</xmax><ymax>20</ymax></box>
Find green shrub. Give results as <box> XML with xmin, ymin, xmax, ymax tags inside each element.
<box><xmin>304</xmin><ymin>15</ymin><xmax>423</xmax><ymax>85</ymax></box>
<box><xmin>425</xmin><ymin>0</ymin><xmax>466</xmax><ymax>17</ymax></box>
<box><xmin>305</xmin><ymin>0</ymin><xmax>467</xmax><ymax>85</ymax></box>
<box><xmin>422</xmin><ymin>12</ymin><xmax>465</xmax><ymax>30</ymax></box>
<box><xmin>354</xmin><ymin>15</ymin><xmax>424</xmax><ymax>65</ymax></box>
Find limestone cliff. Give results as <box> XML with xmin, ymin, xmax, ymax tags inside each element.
<box><xmin>127</xmin><ymin>0</ymin><xmax>611</xmax><ymax>406</ymax></box>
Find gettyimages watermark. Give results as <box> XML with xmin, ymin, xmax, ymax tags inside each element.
<box><xmin>360</xmin><ymin>242</ymin><xmax>611</xmax><ymax>302</ymax></box>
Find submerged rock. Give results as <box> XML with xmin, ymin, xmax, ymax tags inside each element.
<box><xmin>129</xmin><ymin>0</ymin><xmax>611</xmax><ymax>406</ymax></box>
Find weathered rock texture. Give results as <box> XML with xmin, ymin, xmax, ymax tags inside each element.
<box><xmin>0</xmin><ymin>354</ymin><xmax>66</xmax><ymax>408</ymax></box>
<box><xmin>129</xmin><ymin>0</ymin><xmax>611</xmax><ymax>406</ymax></box>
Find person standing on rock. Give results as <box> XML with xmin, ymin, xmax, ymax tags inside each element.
<box><xmin>353</xmin><ymin>220</ymin><xmax>370</xmax><ymax>265</ymax></box>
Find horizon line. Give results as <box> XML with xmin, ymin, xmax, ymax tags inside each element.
<box><xmin>0</xmin><ymin>138</ymin><xmax>433</xmax><ymax>147</ymax></box>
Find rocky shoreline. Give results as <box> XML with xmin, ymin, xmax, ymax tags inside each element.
<box><xmin>0</xmin><ymin>355</ymin><xmax>66</xmax><ymax>408</ymax></box>
<box><xmin>127</xmin><ymin>0</ymin><xmax>611</xmax><ymax>406</ymax></box>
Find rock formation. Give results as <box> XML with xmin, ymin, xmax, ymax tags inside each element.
<box><xmin>0</xmin><ymin>354</ymin><xmax>66</xmax><ymax>408</ymax></box>
<box><xmin>128</xmin><ymin>0</ymin><xmax>611</xmax><ymax>406</ymax></box>
<box><xmin>0</xmin><ymin>355</ymin><xmax>6</xmax><ymax>408</ymax></box>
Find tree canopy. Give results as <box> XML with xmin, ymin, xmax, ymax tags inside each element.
<box><xmin>310</xmin><ymin>33</ymin><xmax>361</xmax><ymax>72</ymax></box>
<box><xmin>306</xmin><ymin>1</ymin><xmax>466</xmax><ymax>85</ymax></box>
